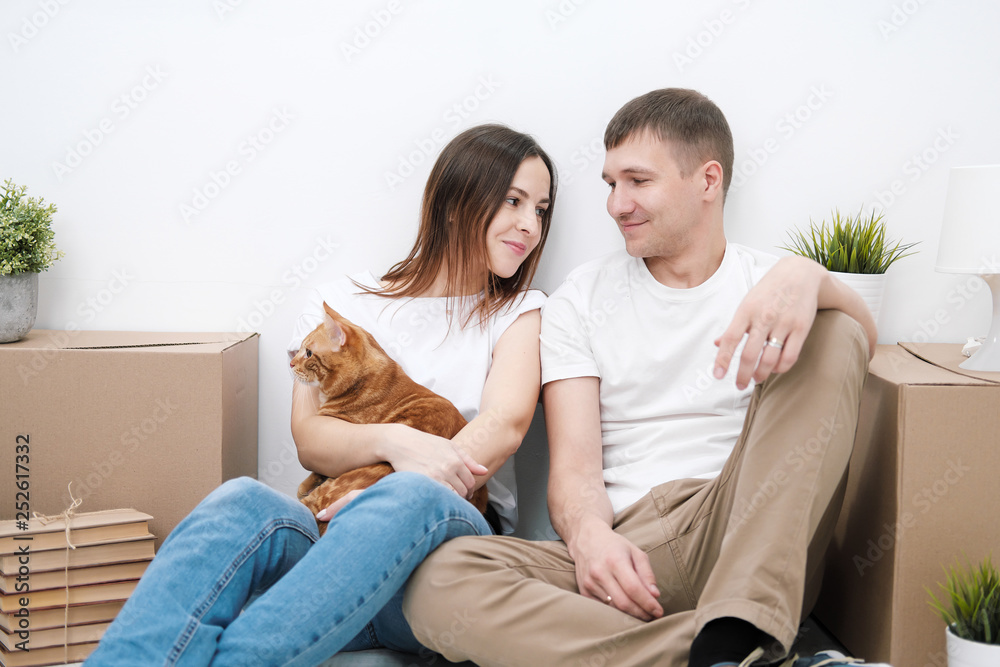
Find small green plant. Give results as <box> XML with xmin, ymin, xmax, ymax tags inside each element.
<box><xmin>927</xmin><ymin>554</ymin><xmax>1000</xmax><ymax>644</ymax></box>
<box><xmin>781</xmin><ymin>207</ymin><xmax>918</xmax><ymax>274</ymax></box>
<box><xmin>0</xmin><ymin>178</ymin><xmax>64</xmax><ymax>276</ymax></box>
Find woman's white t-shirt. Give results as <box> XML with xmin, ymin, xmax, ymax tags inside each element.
<box><xmin>286</xmin><ymin>271</ymin><xmax>546</xmax><ymax>534</ymax></box>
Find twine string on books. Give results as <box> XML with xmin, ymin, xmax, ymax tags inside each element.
<box><xmin>31</xmin><ymin>481</ymin><xmax>83</xmax><ymax>662</ymax></box>
<box><xmin>31</xmin><ymin>481</ymin><xmax>82</xmax><ymax>549</ymax></box>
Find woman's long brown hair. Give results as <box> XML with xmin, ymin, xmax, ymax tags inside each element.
<box><xmin>363</xmin><ymin>124</ymin><xmax>556</xmax><ymax>328</ymax></box>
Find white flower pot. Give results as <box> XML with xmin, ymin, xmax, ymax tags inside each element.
<box><xmin>830</xmin><ymin>271</ymin><xmax>887</xmax><ymax>326</ymax></box>
<box><xmin>0</xmin><ymin>272</ymin><xmax>38</xmax><ymax>343</ymax></box>
<box><xmin>947</xmin><ymin>626</ymin><xmax>1000</xmax><ymax>667</ymax></box>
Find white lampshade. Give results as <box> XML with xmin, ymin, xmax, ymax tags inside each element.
<box><xmin>935</xmin><ymin>164</ymin><xmax>1000</xmax><ymax>371</ymax></box>
<box><xmin>935</xmin><ymin>165</ymin><xmax>1000</xmax><ymax>274</ymax></box>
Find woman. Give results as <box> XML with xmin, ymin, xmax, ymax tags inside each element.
<box><xmin>85</xmin><ymin>124</ymin><xmax>556</xmax><ymax>666</ymax></box>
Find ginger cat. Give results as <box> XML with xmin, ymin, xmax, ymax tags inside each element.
<box><xmin>290</xmin><ymin>302</ymin><xmax>489</xmax><ymax>536</ymax></box>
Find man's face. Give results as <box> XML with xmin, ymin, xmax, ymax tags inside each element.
<box><xmin>601</xmin><ymin>132</ymin><xmax>703</xmax><ymax>260</ymax></box>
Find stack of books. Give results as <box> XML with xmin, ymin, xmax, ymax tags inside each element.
<box><xmin>0</xmin><ymin>509</ymin><xmax>155</xmax><ymax>667</ymax></box>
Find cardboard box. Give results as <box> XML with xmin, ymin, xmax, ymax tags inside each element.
<box><xmin>815</xmin><ymin>343</ymin><xmax>1000</xmax><ymax>667</ymax></box>
<box><xmin>0</xmin><ymin>330</ymin><xmax>258</xmax><ymax>549</ymax></box>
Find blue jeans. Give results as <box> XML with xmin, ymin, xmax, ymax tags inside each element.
<box><xmin>85</xmin><ymin>472</ymin><xmax>492</xmax><ymax>666</ymax></box>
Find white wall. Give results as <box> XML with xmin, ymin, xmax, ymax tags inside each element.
<box><xmin>4</xmin><ymin>1</ymin><xmax>999</xmax><ymax>533</ymax></box>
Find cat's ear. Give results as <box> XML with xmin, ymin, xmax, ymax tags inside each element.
<box><xmin>321</xmin><ymin>302</ymin><xmax>348</xmax><ymax>347</ymax></box>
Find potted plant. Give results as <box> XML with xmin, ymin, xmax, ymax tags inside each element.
<box><xmin>781</xmin><ymin>207</ymin><xmax>919</xmax><ymax>324</ymax></box>
<box><xmin>927</xmin><ymin>554</ymin><xmax>1000</xmax><ymax>667</ymax></box>
<box><xmin>0</xmin><ymin>178</ymin><xmax>63</xmax><ymax>343</ymax></box>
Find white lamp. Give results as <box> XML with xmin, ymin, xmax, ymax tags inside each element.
<box><xmin>935</xmin><ymin>164</ymin><xmax>1000</xmax><ymax>371</ymax></box>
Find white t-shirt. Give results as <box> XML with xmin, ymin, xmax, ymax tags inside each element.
<box><xmin>286</xmin><ymin>271</ymin><xmax>546</xmax><ymax>534</ymax></box>
<box><xmin>540</xmin><ymin>244</ymin><xmax>778</xmax><ymax>514</ymax></box>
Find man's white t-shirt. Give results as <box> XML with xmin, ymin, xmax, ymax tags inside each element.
<box><xmin>540</xmin><ymin>244</ymin><xmax>778</xmax><ymax>514</ymax></box>
<box><xmin>287</xmin><ymin>271</ymin><xmax>546</xmax><ymax>534</ymax></box>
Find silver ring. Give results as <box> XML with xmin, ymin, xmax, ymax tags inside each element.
<box><xmin>766</xmin><ymin>337</ymin><xmax>784</xmax><ymax>350</ymax></box>
<box><xmin>605</xmin><ymin>595</ymin><xmax>613</xmax><ymax>604</ymax></box>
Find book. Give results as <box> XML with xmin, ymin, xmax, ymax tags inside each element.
<box><xmin>0</xmin><ymin>510</ymin><xmax>152</xmax><ymax>556</ymax></box>
<box><xmin>0</xmin><ymin>641</ymin><xmax>97</xmax><ymax>666</ymax></box>
<box><xmin>0</xmin><ymin>560</ymin><xmax>150</xmax><ymax>595</ymax></box>
<box><xmin>0</xmin><ymin>621</ymin><xmax>109</xmax><ymax>651</ymax></box>
<box><xmin>1</xmin><ymin>580</ymin><xmax>139</xmax><ymax>613</ymax></box>
<box><xmin>0</xmin><ymin>535</ymin><xmax>155</xmax><ymax>575</ymax></box>
<box><xmin>0</xmin><ymin>602</ymin><xmax>124</xmax><ymax>633</ymax></box>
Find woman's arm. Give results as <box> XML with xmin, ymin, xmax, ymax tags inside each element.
<box><xmin>290</xmin><ymin>308</ymin><xmax>541</xmax><ymax>495</ymax></box>
<box><xmin>451</xmin><ymin>308</ymin><xmax>542</xmax><ymax>489</ymax></box>
<box><xmin>292</xmin><ymin>383</ymin><xmax>484</xmax><ymax>496</ymax></box>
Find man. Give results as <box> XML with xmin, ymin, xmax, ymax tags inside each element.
<box><xmin>402</xmin><ymin>88</ymin><xmax>876</xmax><ymax>667</ymax></box>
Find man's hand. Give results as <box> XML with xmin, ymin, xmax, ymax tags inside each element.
<box><xmin>568</xmin><ymin>516</ymin><xmax>663</xmax><ymax>621</ymax></box>
<box><xmin>714</xmin><ymin>256</ymin><xmax>824</xmax><ymax>389</ymax></box>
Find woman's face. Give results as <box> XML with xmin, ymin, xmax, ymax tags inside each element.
<box><xmin>485</xmin><ymin>156</ymin><xmax>550</xmax><ymax>279</ymax></box>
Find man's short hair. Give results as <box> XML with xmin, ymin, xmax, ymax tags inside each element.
<box><xmin>604</xmin><ymin>88</ymin><xmax>735</xmax><ymax>198</ymax></box>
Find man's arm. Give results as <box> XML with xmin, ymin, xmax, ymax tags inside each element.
<box><xmin>713</xmin><ymin>256</ymin><xmax>877</xmax><ymax>390</ymax></box>
<box><xmin>545</xmin><ymin>376</ymin><xmax>663</xmax><ymax>621</ymax></box>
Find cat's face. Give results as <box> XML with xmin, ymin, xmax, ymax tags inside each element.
<box><xmin>289</xmin><ymin>304</ymin><xmax>354</xmax><ymax>389</ymax></box>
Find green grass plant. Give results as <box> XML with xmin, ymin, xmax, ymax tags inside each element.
<box><xmin>781</xmin><ymin>207</ymin><xmax>918</xmax><ymax>274</ymax></box>
<box><xmin>927</xmin><ymin>554</ymin><xmax>1000</xmax><ymax>645</ymax></box>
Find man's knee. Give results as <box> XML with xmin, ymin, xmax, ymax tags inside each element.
<box><xmin>795</xmin><ymin>310</ymin><xmax>869</xmax><ymax>381</ymax></box>
<box><xmin>810</xmin><ymin>310</ymin><xmax>868</xmax><ymax>353</ymax></box>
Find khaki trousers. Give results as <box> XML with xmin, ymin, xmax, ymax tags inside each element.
<box><xmin>403</xmin><ymin>310</ymin><xmax>870</xmax><ymax>667</ymax></box>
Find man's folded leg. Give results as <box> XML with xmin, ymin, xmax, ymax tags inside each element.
<box><xmin>403</xmin><ymin>494</ymin><xmax>702</xmax><ymax>667</ymax></box>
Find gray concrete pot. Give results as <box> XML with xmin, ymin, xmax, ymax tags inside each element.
<box><xmin>0</xmin><ymin>272</ymin><xmax>39</xmax><ymax>343</ymax></box>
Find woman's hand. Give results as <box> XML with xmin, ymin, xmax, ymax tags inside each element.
<box><xmin>316</xmin><ymin>489</ymin><xmax>364</xmax><ymax>522</ymax></box>
<box><xmin>379</xmin><ymin>423</ymin><xmax>488</xmax><ymax>499</ymax></box>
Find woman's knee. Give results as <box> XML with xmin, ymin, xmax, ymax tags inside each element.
<box><xmin>201</xmin><ymin>476</ymin><xmax>311</xmax><ymax>524</ymax></box>
<box><xmin>362</xmin><ymin>472</ymin><xmax>490</xmax><ymax>534</ymax></box>
<box><xmin>370</xmin><ymin>472</ymin><xmax>455</xmax><ymax>512</ymax></box>
<box><xmin>205</xmin><ymin>476</ymin><xmax>269</xmax><ymax>507</ymax></box>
